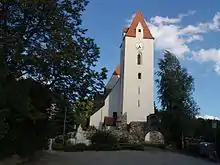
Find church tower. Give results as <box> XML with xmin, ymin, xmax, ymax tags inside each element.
<box><xmin>120</xmin><ymin>11</ymin><xmax>154</xmax><ymax>123</ymax></box>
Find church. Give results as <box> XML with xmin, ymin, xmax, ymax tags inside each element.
<box><xmin>90</xmin><ymin>11</ymin><xmax>155</xmax><ymax>129</ymax></box>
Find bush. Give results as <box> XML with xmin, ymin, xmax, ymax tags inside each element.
<box><xmin>64</xmin><ymin>143</ymin><xmax>87</xmax><ymax>152</ymax></box>
<box><xmin>54</xmin><ymin>136</ymin><xmax>63</xmax><ymax>144</ymax></box>
<box><xmin>52</xmin><ymin>143</ymin><xmax>63</xmax><ymax>151</ymax></box>
<box><xmin>88</xmin><ymin>144</ymin><xmax>120</xmax><ymax>151</ymax></box>
<box><xmin>118</xmin><ymin>137</ymin><xmax>129</xmax><ymax>143</ymax></box>
<box><xmin>90</xmin><ymin>131</ymin><xmax>117</xmax><ymax>145</ymax></box>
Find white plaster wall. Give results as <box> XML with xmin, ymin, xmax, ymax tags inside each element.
<box><xmin>90</xmin><ymin>77</ymin><xmax>121</xmax><ymax>128</ymax></box>
<box><xmin>119</xmin><ymin>42</ymin><xmax>125</xmax><ymax>115</ymax></box>
<box><xmin>90</xmin><ymin>95</ymin><xmax>109</xmax><ymax>129</ymax></box>
<box><xmin>122</xmin><ymin>23</ymin><xmax>154</xmax><ymax>123</ymax></box>
<box><xmin>109</xmin><ymin>79</ymin><xmax>121</xmax><ymax>116</ymax></box>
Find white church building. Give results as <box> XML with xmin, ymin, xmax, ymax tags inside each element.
<box><xmin>90</xmin><ymin>11</ymin><xmax>155</xmax><ymax>129</ymax></box>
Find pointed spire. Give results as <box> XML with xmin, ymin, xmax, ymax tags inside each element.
<box><xmin>125</xmin><ymin>11</ymin><xmax>154</xmax><ymax>39</ymax></box>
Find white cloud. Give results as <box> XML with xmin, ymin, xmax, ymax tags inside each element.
<box><xmin>179</xmin><ymin>25</ymin><xmax>204</xmax><ymax>34</ymax></box>
<box><xmin>147</xmin><ymin>12</ymin><xmax>220</xmax><ymax>58</ymax></box>
<box><xmin>214</xmin><ymin>63</ymin><xmax>220</xmax><ymax>74</ymax></box>
<box><xmin>150</xmin><ymin>16</ymin><xmax>180</xmax><ymax>25</ymax></box>
<box><xmin>148</xmin><ymin>23</ymin><xmax>190</xmax><ymax>56</ymax></box>
<box><xmin>192</xmin><ymin>48</ymin><xmax>220</xmax><ymax>62</ymax></box>
<box><xmin>150</xmin><ymin>10</ymin><xmax>196</xmax><ymax>26</ymax></box>
<box><xmin>186</xmin><ymin>35</ymin><xmax>203</xmax><ymax>43</ymax></box>
<box><xmin>199</xmin><ymin>12</ymin><xmax>220</xmax><ymax>31</ymax></box>
<box><xmin>196</xmin><ymin>114</ymin><xmax>220</xmax><ymax>120</ymax></box>
<box><xmin>192</xmin><ymin>48</ymin><xmax>220</xmax><ymax>74</ymax></box>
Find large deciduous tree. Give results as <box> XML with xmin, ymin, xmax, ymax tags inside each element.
<box><xmin>1</xmin><ymin>0</ymin><xmax>107</xmax><ymax>158</ymax></box>
<box><xmin>156</xmin><ymin>51</ymin><xmax>199</xmax><ymax>148</ymax></box>
<box><xmin>2</xmin><ymin>0</ymin><xmax>107</xmax><ymax>102</ymax></box>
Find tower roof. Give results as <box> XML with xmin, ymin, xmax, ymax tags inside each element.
<box><xmin>125</xmin><ymin>11</ymin><xmax>154</xmax><ymax>39</ymax></box>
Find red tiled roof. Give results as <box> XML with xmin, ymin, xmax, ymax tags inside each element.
<box><xmin>125</xmin><ymin>11</ymin><xmax>154</xmax><ymax>39</ymax></box>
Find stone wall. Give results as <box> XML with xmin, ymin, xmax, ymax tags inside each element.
<box><xmin>87</xmin><ymin>113</ymin><xmax>164</xmax><ymax>145</ymax></box>
<box><xmin>128</xmin><ymin>122</ymin><xmax>147</xmax><ymax>144</ymax></box>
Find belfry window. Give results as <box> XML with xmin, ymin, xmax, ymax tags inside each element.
<box><xmin>138</xmin><ymin>73</ymin><xmax>142</xmax><ymax>79</ymax></box>
<box><xmin>137</xmin><ymin>53</ymin><xmax>142</xmax><ymax>65</ymax></box>
<box><xmin>138</xmin><ymin>29</ymin><xmax>141</xmax><ymax>32</ymax></box>
<box><xmin>138</xmin><ymin>100</ymin><xmax>140</xmax><ymax>107</ymax></box>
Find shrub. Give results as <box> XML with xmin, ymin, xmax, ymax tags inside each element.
<box><xmin>64</xmin><ymin>143</ymin><xmax>87</xmax><ymax>152</ymax></box>
<box><xmin>90</xmin><ymin>131</ymin><xmax>117</xmax><ymax>145</ymax></box>
<box><xmin>118</xmin><ymin>137</ymin><xmax>129</xmax><ymax>143</ymax></box>
<box><xmin>88</xmin><ymin>144</ymin><xmax>120</xmax><ymax>151</ymax></box>
<box><xmin>52</xmin><ymin>143</ymin><xmax>63</xmax><ymax>151</ymax></box>
<box><xmin>54</xmin><ymin>136</ymin><xmax>63</xmax><ymax>144</ymax></box>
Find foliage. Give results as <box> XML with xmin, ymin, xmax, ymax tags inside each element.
<box><xmin>54</xmin><ymin>136</ymin><xmax>63</xmax><ymax>144</ymax></box>
<box><xmin>2</xmin><ymin>1</ymin><xmax>107</xmax><ymax>103</ymax></box>
<box><xmin>64</xmin><ymin>143</ymin><xmax>87</xmax><ymax>152</ymax></box>
<box><xmin>73</xmin><ymin>100</ymin><xmax>94</xmax><ymax>129</ymax></box>
<box><xmin>118</xmin><ymin>136</ymin><xmax>129</xmax><ymax>143</ymax></box>
<box><xmin>156</xmin><ymin>51</ymin><xmax>199</xmax><ymax>149</ymax></box>
<box><xmin>1</xmin><ymin>0</ymin><xmax>107</xmax><ymax>159</ymax></box>
<box><xmin>52</xmin><ymin>143</ymin><xmax>64</xmax><ymax>151</ymax></box>
<box><xmin>88</xmin><ymin>143</ymin><xmax>120</xmax><ymax>151</ymax></box>
<box><xmin>0</xmin><ymin>76</ymin><xmax>54</xmax><ymax>158</ymax></box>
<box><xmin>89</xmin><ymin>130</ymin><xmax>118</xmax><ymax>145</ymax></box>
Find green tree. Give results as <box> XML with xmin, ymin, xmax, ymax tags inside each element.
<box><xmin>73</xmin><ymin>100</ymin><xmax>94</xmax><ymax>129</ymax></box>
<box><xmin>2</xmin><ymin>0</ymin><xmax>107</xmax><ymax>102</ymax></box>
<box><xmin>1</xmin><ymin>0</ymin><xmax>107</xmax><ymax>158</ymax></box>
<box><xmin>156</xmin><ymin>51</ymin><xmax>199</xmax><ymax>148</ymax></box>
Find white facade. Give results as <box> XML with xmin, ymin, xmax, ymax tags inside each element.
<box><xmin>90</xmin><ymin>11</ymin><xmax>155</xmax><ymax>128</ymax></box>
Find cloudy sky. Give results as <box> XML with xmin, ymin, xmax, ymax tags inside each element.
<box><xmin>82</xmin><ymin>0</ymin><xmax>220</xmax><ymax>120</ymax></box>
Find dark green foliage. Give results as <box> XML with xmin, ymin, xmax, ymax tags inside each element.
<box><xmin>2</xmin><ymin>0</ymin><xmax>107</xmax><ymax>103</ymax></box>
<box><xmin>0</xmin><ymin>77</ymin><xmax>54</xmax><ymax>159</ymax></box>
<box><xmin>64</xmin><ymin>143</ymin><xmax>87</xmax><ymax>152</ymax></box>
<box><xmin>52</xmin><ymin>143</ymin><xmax>64</xmax><ymax>151</ymax></box>
<box><xmin>54</xmin><ymin>136</ymin><xmax>63</xmax><ymax>144</ymax></box>
<box><xmin>118</xmin><ymin>137</ymin><xmax>129</xmax><ymax>143</ymax></box>
<box><xmin>156</xmin><ymin>51</ymin><xmax>199</xmax><ymax>149</ymax></box>
<box><xmin>88</xmin><ymin>144</ymin><xmax>120</xmax><ymax>151</ymax></box>
<box><xmin>1</xmin><ymin>0</ymin><xmax>107</xmax><ymax>159</ymax></box>
<box><xmin>89</xmin><ymin>131</ymin><xmax>118</xmax><ymax>145</ymax></box>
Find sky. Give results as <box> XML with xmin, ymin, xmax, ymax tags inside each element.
<box><xmin>81</xmin><ymin>0</ymin><xmax>220</xmax><ymax>120</ymax></box>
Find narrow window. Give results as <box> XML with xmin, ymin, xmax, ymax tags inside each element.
<box><xmin>138</xmin><ymin>100</ymin><xmax>140</xmax><ymax>107</ymax></box>
<box><xmin>138</xmin><ymin>29</ymin><xmax>141</xmax><ymax>32</ymax></box>
<box><xmin>138</xmin><ymin>86</ymin><xmax>140</xmax><ymax>95</ymax></box>
<box><xmin>137</xmin><ymin>53</ymin><xmax>141</xmax><ymax>65</ymax></box>
<box><xmin>138</xmin><ymin>73</ymin><xmax>141</xmax><ymax>79</ymax></box>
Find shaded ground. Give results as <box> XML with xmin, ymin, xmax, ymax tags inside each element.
<box><xmin>25</xmin><ymin>150</ymin><xmax>218</xmax><ymax>165</ymax></box>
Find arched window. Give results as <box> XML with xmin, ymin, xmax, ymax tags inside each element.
<box><xmin>137</xmin><ymin>53</ymin><xmax>142</xmax><ymax>65</ymax></box>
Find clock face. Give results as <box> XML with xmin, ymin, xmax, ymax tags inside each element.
<box><xmin>136</xmin><ymin>42</ymin><xmax>143</xmax><ymax>50</ymax></box>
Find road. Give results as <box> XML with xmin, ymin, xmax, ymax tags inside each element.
<box><xmin>26</xmin><ymin>150</ymin><xmax>217</xmax><ymax>165</ymax></box>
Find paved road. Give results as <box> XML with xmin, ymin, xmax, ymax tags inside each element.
<box><xmin>26</xmin><ymin>150</ymin><xmax>217</xmax><ymax>165</ymax></box>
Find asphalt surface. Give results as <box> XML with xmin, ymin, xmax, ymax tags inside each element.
<box><xmin>26</xmin><ymin>150</ymin><xmax>218</xmax><ymax>165</ymax></box>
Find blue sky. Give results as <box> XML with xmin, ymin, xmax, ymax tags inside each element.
<box><xmin>82</xmin><ymin>0</ymin><xmax>220</xmax><ymax>119</ymax></box>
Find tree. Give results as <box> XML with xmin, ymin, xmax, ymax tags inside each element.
<box><xmin>1</xmin><ymin>0</ymin><xmax>107</xmax><ymax>158</ymax></box>
<box><xmin>156</xmin><ymin>51</ymin><xmax>199</xmax><ymax>148</ymax></box>
<box><xmin>2</xmin><ymin>0</ymin><xmax>107</xmax><ymax>103</ymax></box>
